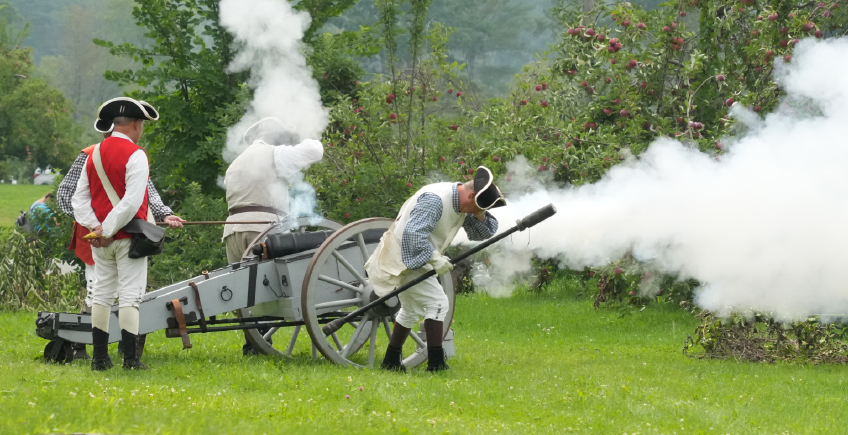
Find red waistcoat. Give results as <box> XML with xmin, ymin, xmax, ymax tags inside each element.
<box><xmin>84</xmin><ymin>136</ymin><xmax>149</xmax><ymax>240</ymax></box>
<box><xmin>67</xmin><ymin>145</ymin><xmax>98</xmax><ymax>265</ymax></box>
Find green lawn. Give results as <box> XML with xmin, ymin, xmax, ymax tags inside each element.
<box><xmin>0</xmin><ymin>184</ymin><xmax>53</xmax><ymax>227</ymax></box>
<box><xmin>3</xmin><ymin>281</ymin><xmax>847</xmax><ymax>434</ymax></box>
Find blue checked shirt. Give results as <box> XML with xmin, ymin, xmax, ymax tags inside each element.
<box><xmin>401</xmin><ymin>183</ymin><xmax>498</xmax><ymax>270</ymax></box>
<box><xmin>57</xmin><ymin>150</ymin><xmax>173</xmax><ymax>221</ymax></box>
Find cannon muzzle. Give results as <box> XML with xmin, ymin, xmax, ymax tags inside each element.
<box><xmin>516</xmin><ymin>203</ymin><xmax>557</xmax><ymax>231</ymax></box>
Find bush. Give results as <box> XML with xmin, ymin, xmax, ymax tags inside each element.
<box><xmin>147</xmin><ymin>183</ymin><xmax>229</xmax><ymax>289</ymax></box>
<box><xmin>684</xmin><ymin>312</ymin><xmax>848</xmax><ymax>364</ymax></box>
<box><xmin>0</xmin><ymin>230</ymin><xmax>83</xmax><ymax>312</ymax></box>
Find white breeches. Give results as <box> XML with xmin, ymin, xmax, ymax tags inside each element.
<box><xmin>394</xmin><ymin>269</ymin><xmax>449</xmax><ymax>329</ymax></box>
<box><xmin>84</xmin><ymin>263</ymin><xmax>95</xmax><ymax>308</ymax></box>
<box><xmin>90</xmin><ymin>238</ymin><xmax>147</xmax><ymax>308</ymax></box>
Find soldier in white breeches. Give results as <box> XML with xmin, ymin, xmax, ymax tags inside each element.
<box><xmin>365</xmin><ymin>166</ymin><xmax>506</xmax><ymax>372</ymax></box>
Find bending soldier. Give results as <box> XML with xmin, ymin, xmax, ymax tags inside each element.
<box><xmin>367</xmin><ymin>166</ymin><xmax>506</xmax><ymax>372</ymax></box>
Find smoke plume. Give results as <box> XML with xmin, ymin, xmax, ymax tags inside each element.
<box><xmin>467</xmin><ymin>38</ymin><xmax>848</xmax><ymax>322</ymax></box>
<box><xmin>219</xmin><ymin>0</ymin><xmax>328</xmax><ymax>162</ymax></box>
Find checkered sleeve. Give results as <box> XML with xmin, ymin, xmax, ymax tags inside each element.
<box><xmin>147</xmin><ymin>181</ymin><xmax>173</xmax><ymax>222</ymax></box>
<box><xmin>400</xmin><ymin>193</ymin><xmax>443</xmax><ymax>270</ymax></box>
<box><xmin>57</xmin><ymin>152</ymin><xmax>87</xmax><ymax>218</ymax></box>
<box><xmin>463</xmin><ymin>212</ymin><xmax>498</xmax><ymax>241</ymax></box>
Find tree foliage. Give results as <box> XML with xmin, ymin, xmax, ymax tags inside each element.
<box><xmin>0</xmin><ymin>2</ymin><xmax>81</xmax><ymax>182</ymax></box>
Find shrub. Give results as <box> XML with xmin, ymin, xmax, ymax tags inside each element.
<box><xmin>684</xmin><ymin>312</ymin><xmax>848</xmax><ymax>364</ymax></box>
<box><xmin>0</xmin><ymin>230</ymin><xmax>83</xmax><ymax>312</ymax></box>
<box><xmin>147</xmin><ymin>183</ymin><xmax>229</xmax><ymax>289</ymax></box>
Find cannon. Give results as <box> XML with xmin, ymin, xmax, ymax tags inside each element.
<box><xmin>36</xmin><ymin>217</ymin><xmax>456</xmax><ymax>369</ymax></box>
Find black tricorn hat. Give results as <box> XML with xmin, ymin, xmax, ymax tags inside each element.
<box><xmin>473</xmin><ymin>166</ymin><xmax>506</xmax><ymax>210</ymax></box>
<box><xmin>94</xmin><ymin>97</ymin><xmax>159</xmax><ymax>133</ymax></box>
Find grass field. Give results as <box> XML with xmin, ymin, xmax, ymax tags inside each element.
<box><xmin>3</xmin><ymin>281</ymin><xmax>848</xmax><ymax>434</ymax></box>
<box><xmin>0</xmin><ymin>184</ymin><xmax>53</xmax><ymax>228</ymax></box>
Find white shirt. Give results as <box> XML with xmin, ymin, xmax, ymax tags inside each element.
<box><xmin>72</xmin><ymin>131</ymin><xmax>150</xmax><ymax>238</ymax></box>
<box><xmin>222</xmin><ymin>138</ymin><xmax>324</xmax><ymax>239</ymax></box>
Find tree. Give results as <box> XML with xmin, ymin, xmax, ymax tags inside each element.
<box><xmin>38</xmin><ymin>0</ymin><xmax>145</xmax><ymax>130</ymax></box>
<box><xmin>0</xmin><ymin>2</ymin><xmax>81</xmax><ymax>182</ymax></box>
<box><xmin>96</xmin><ymin>0</ymin><xmax>365</xmax><ymax>196</ymax></box>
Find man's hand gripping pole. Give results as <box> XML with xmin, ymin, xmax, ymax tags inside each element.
<box><xmin>321</xmin><ymin>204</ymin><xmax>557</xmax><ymax>336</ymax></box>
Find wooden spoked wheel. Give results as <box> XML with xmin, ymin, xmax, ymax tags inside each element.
<box><xmin>300</xmin><ymin>218</ymin><xmax>456</xmax><ymax>369</ymax></box>
<box><xmin>240</xmin><ymin>217</ymin><xmax>342</xmax><ymax>357</ymax></box>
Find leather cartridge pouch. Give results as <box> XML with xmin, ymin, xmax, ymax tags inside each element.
<box><xmin>123</xmin><ymin>217</ymin><xmax>165</xmax><ymax>259</ymax></box>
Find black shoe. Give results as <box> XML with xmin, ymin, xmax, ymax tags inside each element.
<box><xmin>71</xmin><ymin>342</ymin><xmax>91</xmax><ymax>361</ymax></box>
<box><xmin>121</xmin><ymin>330</ymin><xmax>149</xmax><ymax>370</ymax></box>
<box><xmin>426</xmin><ymin>346</ymin><xmax>449</xmax><ymax>372</ymax></box>
<box><xmin>380</xmin><ymin>346</ymin><xmax>406</xmax><ymax>372</ymax></box>
<box><xmin>90</xmin><ymin>328</ymin><xmax>113</xmax><ymax>371</ymax></box>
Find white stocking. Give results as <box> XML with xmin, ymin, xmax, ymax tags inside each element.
<box><xmin>91</xmin><ymin>303</ymin><xmax>110</xmax><ymax>332</ymax></box>
<box><xmin>119</xmin><ymin>307</ymin><xmax>139</xmax><ymax>334</ymax></box>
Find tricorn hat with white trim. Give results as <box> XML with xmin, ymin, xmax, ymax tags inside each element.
<box><xmin>473</xmin><ymin>166</ymin><xmax>506</xmax><ymax>210</ymax></box>
<box><xmin>93</xmin><ymin>97</ymin><xmax>159</xmax><ymax>133</ymax></box>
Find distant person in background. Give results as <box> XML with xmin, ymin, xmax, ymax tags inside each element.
<box><xmin>29</xmin><ymin>192</ymin><xmax>56</xmax><ymax>232</ymax></box>
<box><xmin>58</xmin><ymin>129</ymin><xmax>182</xmax><ymax>361</ymax></box>
<box><xmin>223</xmin><ymin>117</ymin><xmax>323</xmax><ymax>355</ymax></box>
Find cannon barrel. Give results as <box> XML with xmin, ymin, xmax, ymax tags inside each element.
<box><xmin>253</xmin><ymin>228</ymin><xmax>387</xmax><ymax>260</ymax></box>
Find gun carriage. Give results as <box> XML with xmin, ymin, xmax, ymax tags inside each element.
<box><xmin>36</xmin><ymin>217</ymin><xmax>456</xmax><ymax>369</ymax></box>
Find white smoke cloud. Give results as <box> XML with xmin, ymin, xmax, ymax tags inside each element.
<box><xmin>219</xmin><ymin>0</ymin><xmax>329</xmax><ymax>162</ymax></box>
<box><xmin>461</xmin><ymin>38</ymin><xmax>848</xmax><ymax>321</ymax></box>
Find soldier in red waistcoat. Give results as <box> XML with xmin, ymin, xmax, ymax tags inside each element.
<box><xmin>71</xmin><ymin>97</ymin><xmax>166</xmax><ymax>371</ymax></box>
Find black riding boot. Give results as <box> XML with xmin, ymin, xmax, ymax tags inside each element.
<box><xmin>426</xmin><ymin>346</ymin><xmax>450</xmax><ymax>372</ymax></box>
<box><xmin>121</xmin><ymin>330</ymin><xmax>149</xmax><ymax>370</ymax></box>
<box><xmin>380</xmin><ymin>346</ymin><xmax>406</xmax><ymax>372</ymax></box>
<box><xmin>90</xmin><ymin>327</ymin><xmax>113</xmax><ymax>371</ymax></box>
